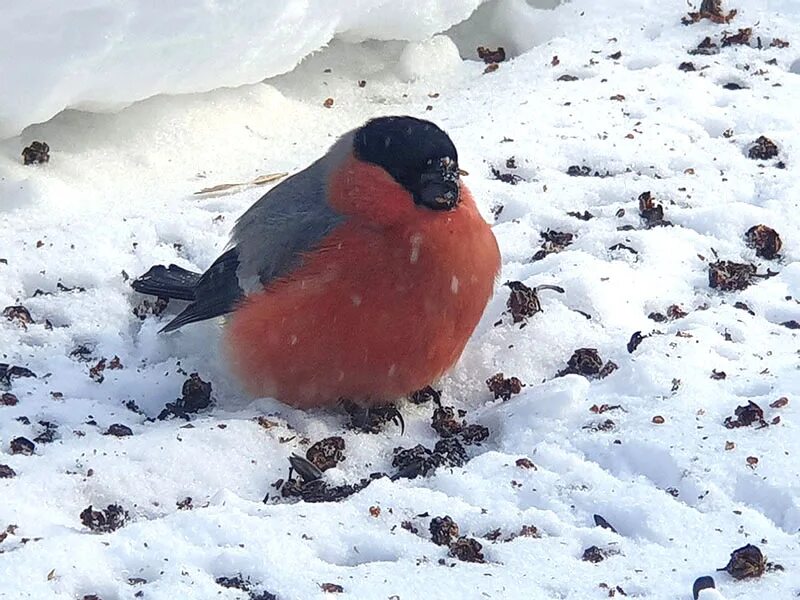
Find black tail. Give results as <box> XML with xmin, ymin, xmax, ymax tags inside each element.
<box><xmin>131</xmin><ymin>264</ymin><xmax>201</xmax><ymax>302</ymax></box>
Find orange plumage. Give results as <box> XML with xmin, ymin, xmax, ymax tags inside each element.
<box><xmin>225</xmin><ymin>155</ymin><xmax>500</xmax><ymax>408</ymax></box>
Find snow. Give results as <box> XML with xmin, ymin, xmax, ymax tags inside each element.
<box><xmin>397</xmin><ymin>36</ymin><xmax>464</xmax><ymax>82</ymax></box>
<box><xmin>0</xmin><ymin>0</ymin><xmax>489</xmax><ymax>139</ymax></box>
<box><xmin>2</xmin><ymin>0</ymin><xmax>800</xmax><ymax>599</ymax></box>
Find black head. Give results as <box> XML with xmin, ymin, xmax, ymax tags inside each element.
<box><xmin>353</xmin><ymin>116</ymin><xmax>461</xmax><ymax>211</ymax></box>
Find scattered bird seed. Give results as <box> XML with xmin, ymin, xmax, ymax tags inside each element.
<box><xmin>0</xmin><ymin>364</ymin><xmax>36</xmax><ymax>388</ymax></box>
<box><xmin>638</xmin><ymin>191</ymin><xmax>671</xmax><ymax>228</ymax></box>
<box><xmin>504</xmin><ymin>281</ymin><xmax>564</xmax><ymax>324</ymax></box>
<box><xmin>80</xmin><ymin>504</ymin><xmax>129</xmax><ymax>533</ymax></box>
<box><xmin>724</xmin><ymin>401</ymin><xmax>767</xmax><ymax>428</ymax></box>
<box><xmin>719</xmin><ymin>544</ymin><xmax>766</xmax><ymax>580</ymax></box>
<box><xmin>708</xmin><ymin>260</ymin><xmax>757</xmax><ymax>291</ymax></box>
<box><xmin>722</xmin><ymin>28</ymin><xmax>752</xmax><ymax>47</ymax></box>
<box><xmin>158</xmin><ymin>373</ymin><xmax>213</xmax><ymax>420</ymax></box>
<box><xmin>593</xmin><ymin>514</ymin><xmax>618</xmax><ymax>533</ymax></box>
<box><xmin>557</xmin><ymin>349</ymin><xmax>617</xmax><ymax>379</ymax></box>
<box><xmin>430</xmin><ymin>516</ymin><xmax>460</xmax><ymax>546</ymax></box>
<box><xmin>409</xmin><ymin>386</ymin><xmax>440</xmax><ymax>405</ymax></box>
<box><xmin>486</xmin><ymin>373</ymin><xmax>524</xmax><ymax>401</ymax></box>
<box><xmin>627</xmin><ymin>331</ymin><xmax>647</xmax><ymax>353</ymax></box>
<box><xmin>688</xmin><ymin>37</ymin><xmax>720</xmax><ymax>55</ymax></box>
<box><xmin>306</xmin><ymin>437</ymin><xmax>345</xmax><ymax>472</ymax></box>
<box><xmin>682</xmin><ymin>0</ymin><xmax>737</xmax><ymax>24</ymax></box>
<box><xmin>104</xmin><ymin>424</ymin><xmax>133</xmax><ymax>437</ymax></box>
<box><xmin>10</xmin><ymin>437</ymin><xmax>35</xmax><ymax>455</ymax></box>
<box><xmin>477</xmin><ymin>46</ymin><xmax>506</xmax><ymax>63</ymax></box>
<box><xmin>1</xmin><ymin>393</ymin><xmax>19</xmax><ymax>406</ymax></box>
<box><xmin>449</xmin><ymin>537</ymin><xmax>485</xmax><ymax>563</ymax></box>
<box><xmin>744</xmin><ymin>225</ymin><xmax>782</xmax><ymax>259</ymax></box>
<box><xmin>748</xmin><ymin>136</ymin><xmax>779</xmax><ymax>160</ymax></box>
<box><xmin>21</xmin><ymin>141</ymin><xmax>50</xmax><ymax>165</ymax></box>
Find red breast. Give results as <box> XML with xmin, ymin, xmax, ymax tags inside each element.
<box><xmin>224</xmin><ymin>153</ymin><xmax>500</xmax><ymax>408</ymax></box>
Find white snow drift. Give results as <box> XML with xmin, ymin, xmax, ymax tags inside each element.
<box><xmin>0</xmin><ymin>0</ymin><xmax>490</xmax><ymax>138</ymax></box>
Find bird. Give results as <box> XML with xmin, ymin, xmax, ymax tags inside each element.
<box><xmin>132</xmin><ymin>115</ymin><xmax>501</xmax><ymax>409</ymax></box>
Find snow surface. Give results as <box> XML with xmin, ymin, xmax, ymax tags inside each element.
<box><xmin>2</xmin><ymin>0</ymin><xmax>800</xmax><ymax>598</ymax></box>
<box><xmin>0</xmin><ymin>0</ymin><xmax>491</xmax><ymax>138</ymax></box>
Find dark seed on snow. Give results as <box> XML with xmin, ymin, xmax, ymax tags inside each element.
<box><xmin>627</xmin><ymin>331</ymin><xmax>646</xmax><ymax>353</ymax></box>
<box><xmin>449</xmin><ymin>537</ymin><xmax>485</xmax><ymax>562</ymax></box>
<box><xmin>132</xmin><ymin>296</ymin><xmax>169</xmax><ymax>320</ymax></box>
<box><xmin>0</xmin><ymin>364</ymin><xmax>37</xmax><ymax>387</ymax></box>
<box><xmin>581</xmin><ymin>545</ymin><xmax>610</xmax><ymax>563</ymax></box>
<box><xmin>433</xmin><ymin>437</ymin><xmax>467</xmax><ymax>468</ymax></box>
<box><xmin>306</xmin><ymin>436</ymin><xmax>345</xmax><ymax>472</ymax></box>
<box><xmin>409</xmin><ymin>385</ymin><xmax>441</xmax><ymax>405</ymax></box>
<box><xmin>33</xmin><ymin>422</ymin><xmax>57</xmax><ymax>444</ymax></box>
<box><xmin>392</xmin><ymin>444</ymin><xmax>439</xmax><ymax>479</ymax></box>
<box><xmin>744</xmin><ymin>225</ymin><xmax>782</xmax><ymax>259</ymax></box>
<box><xmin>557</xmin><ymin>349</ymin><xmax>617</xmax><ymax>380</ymax></box>
<box><xmin>344</xmin><ymin>401</ymin><xmax>403</xmax><ymax>433</ymax></box>
<box><xmin>22</xmin><ymin>141</ymin><xmax>50</xmax><ymax>165</ymax></box>
<box><xmin>719</xmin><ymin>544</ymin><xmax>767</xmax><ymax>580</ymax></box>
<box><xmin>431</xmin><ymin>405</ymin><xmax>464</xmax><ymax>437</ymax></box>
<box><xmin>638</xmin><ymin>191</ymin><xmax>671</xmax><ymax>228</ymax></box>
<box><xmin>724</xmin><ymin>401</ymin><xmax>767</xmax><ymax>429</ymax></box>
<box><xmin>430</xmin><ymin>515</ymin><xmax>460</xmax><ymax>546</ymax></box>
<box><xmin>80</xmin><ymin>504</ymin><xmax>129</xmax><ymax>533</ymax></box>
<box><xmin>1</xmin><ymin>393</ymin><xmax>19</xmax><ymax>406</ymax></box>
<box><xmin>748</xmin><ymin>136</ymin><xmax>779</xmax><ymax>160</ymax></box>
<box><xmin>486</xmin><ymin>372</ymin><xmax>524</xmax><ymax>401</ymax></box>
<box><xmin>477</xmin><ymin>46</ymin><xmax>506</xmax><ymax>63</ymax></box>
<box><xmin>722</xmin><ymin>28</ymin><xmax>752</xmax><ymax>47</ymax></box>
<box><xmin>490</xmin><ymin>166</ymin><xmax>523</xmax><ymax>185</ymax></box>
<box><xmin>10</xmin><ymin>437</ymin><xmax>35</xmax><ymax>455</ymax></box>
<box><xmin>105</xmin><ymin>424</ymin><xmax>134</xmax><ymax>437</ymax></box>
<box><xmin>215</xmin><ymin>575</ymin><xmax>250</xmax><ymax>591</ymax></box>
<box><xmin>158</xmin><ymin>373</ymin><xmax>213</xmax><ymax>420</ymax></box>
<box><xmin>3</xmin><ymin>305</ymin><xmax>34</xmax><ymax>327</ymax></box>
<box><xmin>459</xmin><ymin>423</ymin><xmax>490</xmax><ymax>445</ymax></box>
<box><xmin>288</xmin><ymin>454</ymin><xmax>324</xmax><ymax>483</ymax></box>
<box><xmin>505</xmin><ymin>281</ymin><xmax>541</xmax><ymax>323</ymax></box>
<box><xmin>593</xmin><ymin>514</ymin><xmax>618</xmax><ymax>533</ymax></box>
<box><xmin>708</xmin><ymin>261</ymin><xmax>757</xmax><ymax>292</ymax></box>
<box><xmin>688</xmin><ymin>37</ymin><xmax>719</xmax><ymax>56</ymax></box>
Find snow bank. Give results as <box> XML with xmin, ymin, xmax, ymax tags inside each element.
<box><xmin>0</xmin><ymin>0</ymin><xmax>487</xmax><ymax>138</ymax></box>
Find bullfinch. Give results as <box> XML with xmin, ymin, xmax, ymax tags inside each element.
<box><xmin>133</xmin><ymin>116</ymin><xmax>501</xmax><ymax>409</ymax></box>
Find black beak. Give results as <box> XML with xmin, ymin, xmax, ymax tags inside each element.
<box><xmin>415</xmin><ymin>158</ymin><xmax>461</xmax><ymax>211</ymax></box>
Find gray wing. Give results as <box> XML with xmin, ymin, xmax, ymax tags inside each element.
<box><xmin>161</xmin><ymin>146</ymin><xmax>348</xmax><ymax>332</ymax></box>
<box><xmin>232</xmin><ymin>151</ymin><xmax>346</xmax><ymax>292</ymax></box>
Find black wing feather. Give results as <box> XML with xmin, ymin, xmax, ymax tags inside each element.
<box><xmin>159</xmin><ymin>247</ymin><xmax>244</xmax><ymax>332</ymax></box>
<box><xmin>131</xmin><ymin>264</ymin><xmax>201</xmax><ymax>301</ymax></box>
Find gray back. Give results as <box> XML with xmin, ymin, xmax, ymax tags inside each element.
<box><xmin>232</xmin><ymin>133</ymin><xmax>353</xmax><ymax>292</ymax></box>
